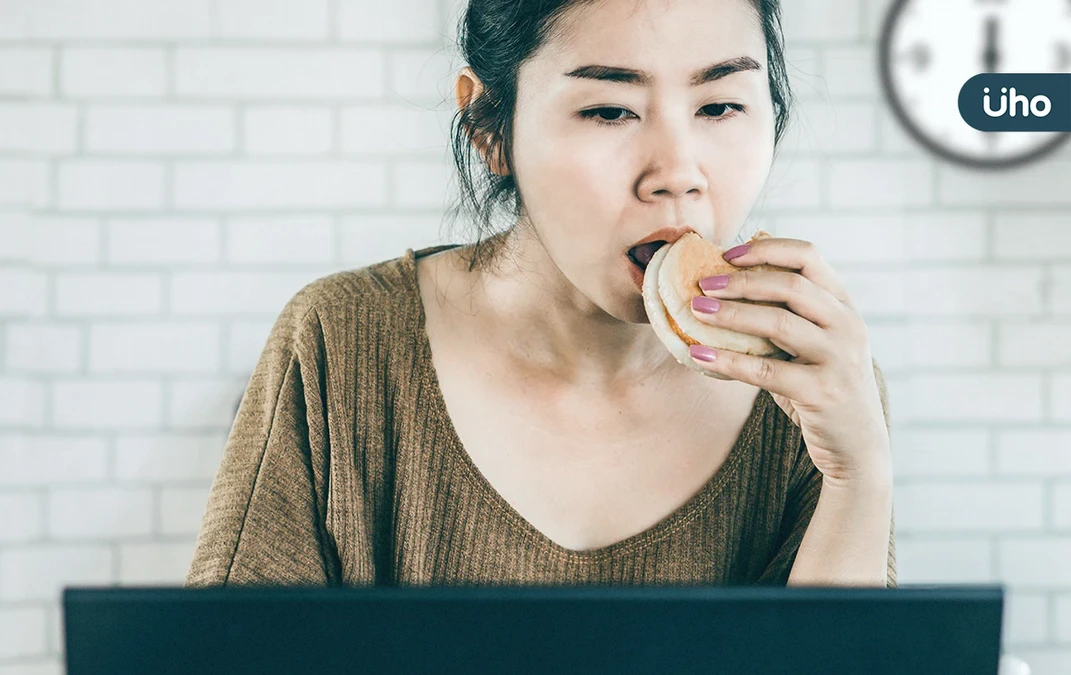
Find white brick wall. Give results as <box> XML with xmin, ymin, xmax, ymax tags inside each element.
<box><xmin>0</xmin><ymin>0</ymin><xmax>213</xmax><ymax>40</ymax></box>
<box><xmin>58</xmin><ymin>161</ymin><xmax>167</xmax><ymax>211</ymax></box>
<box><xmin>106</xmin><ymin>218</ymin><xmax>220</xmax><ymax>265</ymax></box>
<box><xmin>60</xmin><ymin>47</ymin><xmax>169</xmax><ymax>98</ymax></box>
<box><xmin>215</xmin><ymin>0</ymin><xmax>331</xmax><ymax>41</ymax></box>
<box><xmin>0</xmin><ymin>48</ymin><xmax>53</xmax><ymax>97</ymax></box>
<box><xmin>0</xmin><ymin>608</ymin><xmax>48</xmax><ymax>659</ymax></box>
<box><xmin>172</xmin><ymin>161</ymin><xmax>386</xmax><ymax>210</ymax></box>
<box><xmin>48</xmin><ymin>488</ymin><xmax>153</xmax><ymax>539</ymax></box>
<box><xmin>0</xmin><ymin>104</ymin><xmax>78</xmax><ymax>154</ymax></box>
<box><xmin>174</xmin><ymin>49</ymin><xmax>383</xmax><ymax>99</ymax></box>
<box><xmin>244</xmin><ymin>107</ymin><xmax>333</xmax><ymax>155</ymax></box>
<box><xmin>85</xmin><ymin>105</ymin><xmax>235</xmax><ymax>155</ymax></box>
<box><xmin>1</xmin><ymin>546</ymin><xmax>114</xmax><ymax>602</ymax></box>
<box><xmin>1</xmin><ymin>0</ymin><xmax>1069</xmax><ymax>672</ymax></box>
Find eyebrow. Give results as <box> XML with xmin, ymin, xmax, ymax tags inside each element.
<box><xmin>563</xmin><ymin>56</ymin><xmax>762</xmax><ymax>87</ymax></box>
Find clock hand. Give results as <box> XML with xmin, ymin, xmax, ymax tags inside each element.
<box><xmin>982</xmin><ymin>16</ymin><xmax>1000</xmax><ymax>72</ymax></box>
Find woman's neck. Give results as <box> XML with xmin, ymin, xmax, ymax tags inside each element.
<box><xmin>449</xmin><ymin>226</ymin><xmax>688</xmax><ymax>389</ymax></box>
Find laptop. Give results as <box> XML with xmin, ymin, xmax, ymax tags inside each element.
<box><xmin>64</xmin><ymin>583</ymin><xmax>1005</xmax><ymax>675</ymax></box>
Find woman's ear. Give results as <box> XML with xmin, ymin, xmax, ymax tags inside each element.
<box><xmin>454</xmin><ymin>66</ymin><xmax>481</xmax><ymax>113</ymax></box>
<box><xmin>455</xmin><ymin>67</ymin><xmax>510</xmax><ymax>176</ymax></box>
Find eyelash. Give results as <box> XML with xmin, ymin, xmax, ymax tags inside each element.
<box><xmin>578</xmin><ymin>103</ymin><xmax>745</xmax><ymax>126</ymax></box>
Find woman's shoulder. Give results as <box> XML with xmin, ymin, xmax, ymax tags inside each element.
<box><xmin>268</xmin><ymin>248</ymin><xmax>430</xmax><ymax>347</ymax></box>
<box><xmin>297</xmin><ymin>249</ymin><xmax>421</xmax><ymax>315</ymax></box>
<box><xmin>237</xmin><ymin>249</ymin><xmax>433</xmax><ymax>399</ymax></box>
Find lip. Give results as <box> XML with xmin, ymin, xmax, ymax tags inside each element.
<box><xmin>626</xmin><ymin>253</ymin><xmax>646</xmax><ymax>289</ymax></box>
<box><xmin>628</xmin><ymin>225</ymin><xmax>698</xmax><ymax>251</ymax></box>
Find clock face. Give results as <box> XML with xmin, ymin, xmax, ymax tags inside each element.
<box><xmin>878</xmin><ymin>0</ymin><xmax>1071</xmax><ymax>168</ymax></box>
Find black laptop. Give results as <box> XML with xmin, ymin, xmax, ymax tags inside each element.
<box><xmin>64</xmin><ymin>583</ymin><xmax>1004</xmax><ymax>675</ymax></box>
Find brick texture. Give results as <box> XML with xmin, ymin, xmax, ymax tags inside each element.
<box><xmin>1</xmin><ymin>0</ymin><xmax>1069</xmax><ymax>671</ymax></box>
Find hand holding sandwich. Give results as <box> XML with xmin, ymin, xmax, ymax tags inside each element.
<box><xmin>642</xmin><ymin>232</ymin><xmax>890</xmax><ymax>486</ymax></box>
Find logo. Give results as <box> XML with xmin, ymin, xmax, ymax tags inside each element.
<box><xmin>983</xmin><ymin>87</ymin><xmax>1052</xmax><ymax>118</ymax></box>
<box><xmin>959</xmin><ymin>73</ymin><xmax>1071</xmax><ymax>132</ymax></box>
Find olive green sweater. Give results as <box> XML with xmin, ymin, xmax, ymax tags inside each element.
<box><xmin>185</xmin><ymin>244</ymin><xmax>896</xmax><ymax>588</ymax></box>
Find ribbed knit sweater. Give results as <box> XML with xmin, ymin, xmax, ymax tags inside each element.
<box><xmin>185</xmin><ymin>244</ymin><xmax>896</xmax><ymax>588</ymax></box>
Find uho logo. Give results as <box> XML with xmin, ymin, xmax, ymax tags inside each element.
<box><xmin>982</xmin><ymin>87</ymin><xmax>1052</xmax><ymax>118</ymax></box>
<box><xmin>959</xmin><ymin>73</ymin><xmax>1071</xmax><ymax>132</ymax></box>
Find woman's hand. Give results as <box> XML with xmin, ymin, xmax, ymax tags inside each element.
<box><xmin>687</xmin><ymin>236</ymin><xmax>890</xmax><ymax>487</ymax></box>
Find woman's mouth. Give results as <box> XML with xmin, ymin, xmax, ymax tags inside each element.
<box><xmin>627</xmin><ymin>241</ymin><xmax>667</xmax><ymax>272</ymax></box>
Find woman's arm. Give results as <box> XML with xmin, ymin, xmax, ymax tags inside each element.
<box><xmin>786</xmin><ymin>469</ymin><xmax>894</xmax><ymax>587</ymax></box>
<box><xmin>787</xmin><ymin>359</ymin><xmax>896</xmax><ymax>587</ymax></box>
<box><xmin>186</xmin><ymin>297</ymin><xmax>342</xmax><ymax>587</ymax></box>
<box><xmin>756</xmin><ymin>358</ymin><xmax>897</xmax><ymax>587</ymax></box>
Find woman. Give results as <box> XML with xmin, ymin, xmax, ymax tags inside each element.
<box><xmin>186</xmin><ymin>0</ymin><xmax>896</xmax><ymax>589</ymax></box>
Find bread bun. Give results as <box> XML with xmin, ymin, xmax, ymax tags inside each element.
<box><xmin>641</xmin><ymin>230</ymin><xmax>795</xmax><ymax>379</ymax></box>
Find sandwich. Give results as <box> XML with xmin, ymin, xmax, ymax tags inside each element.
<box><xmin>638</xmin><ymin>230</ymin><xmax>795</xmax><ymax>379</ymax></box>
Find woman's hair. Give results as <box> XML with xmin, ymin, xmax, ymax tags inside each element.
<box><xmin>444</xmin><ymin>0</ymin><xmax>794</xmax><ymax>273</ymax></box>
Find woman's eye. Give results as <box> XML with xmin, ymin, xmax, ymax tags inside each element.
<box><xmin>701</xmin><ymin>103</ymin><xmax>745</xmax><ymax>119</ymax></box>
<box><xmin>579</xmin><ymin>103</ymin><xmax>745</xmax><ymax>126</ymax></box>
<box><xmin>579</xmin><ymin>107</ymin><xmax>637</xmax><ymax>125</ymax></box>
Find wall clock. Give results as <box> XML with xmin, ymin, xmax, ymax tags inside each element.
<box><xmin>878</xmin><ymin>0</ymin><xmax>1071</xmax><ymax>169</ymax></box>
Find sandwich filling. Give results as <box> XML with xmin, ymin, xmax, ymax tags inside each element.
<box><xmin>664</xmin><ymin>304</ymin><xmax>699</xmax><ymax>346</ymax></box>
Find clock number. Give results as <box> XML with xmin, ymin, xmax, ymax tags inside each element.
<box><xmin>1058</xmin><ymin>42</ymin><xmax>1071</xmax><ymax>71</ymax></box>
<box><xmin>900</xmin><ymin>43</ymin><xmax>931</xmax><ymax>72</ymax></box>
<box><xmin>984</xmin><ymin>131</ymin><xmax>999</xmax><ymax>154</ymax></box>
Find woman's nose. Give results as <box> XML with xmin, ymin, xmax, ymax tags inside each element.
<box><xmin>637</xmin><ymin>123</ymin><xmax>708</xmax><ymax>200</ymax></box>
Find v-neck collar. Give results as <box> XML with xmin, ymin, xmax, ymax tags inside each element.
<box><xmin>402</xmin><ymin>244</ymin><xmax>767</xmax><ymax>560</ymax></box>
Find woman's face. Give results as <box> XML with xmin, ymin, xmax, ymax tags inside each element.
<box><xmin>499</xmin><ymin>0</ymin><xmax>776</xmax><ymax>324</ymax></box>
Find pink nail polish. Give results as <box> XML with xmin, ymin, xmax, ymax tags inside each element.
<box><xmin>690</xmin><ymin>345</ymin><xmax>717</xmax><ymax>362</ymax></box>
<box><xmin>723</xmin><ymin>244</ymin><xmax>750</xmax><ymax>261</ymax></box>
<box><xmin>692</xmin><ymin>296</ymin><xmax>720</xmax><ymax>313</ymax></box>
<box><xmin>699</xmin><ymin>275</ymin><xmax>730</xmax><ymax>291</ymax></box>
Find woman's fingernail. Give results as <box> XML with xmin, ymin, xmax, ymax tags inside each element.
<box><xmin>699</xmin><ymin>274</ymin><xmax>730</xmax><ymax>291</ymax></box>
<box><xmin>690</xmin><ymin>345</ymin><xmax>718</xmax><ymax>362</ymax></box>
<box><xmin>723</xmin><ymin>244</ymin><xmax>750</xmax><ymax>261</ymax></box>
<box><xmin>692</xmin><ymin>296</ymin><xmax>721</xmax><ymax>314</ymax></box>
